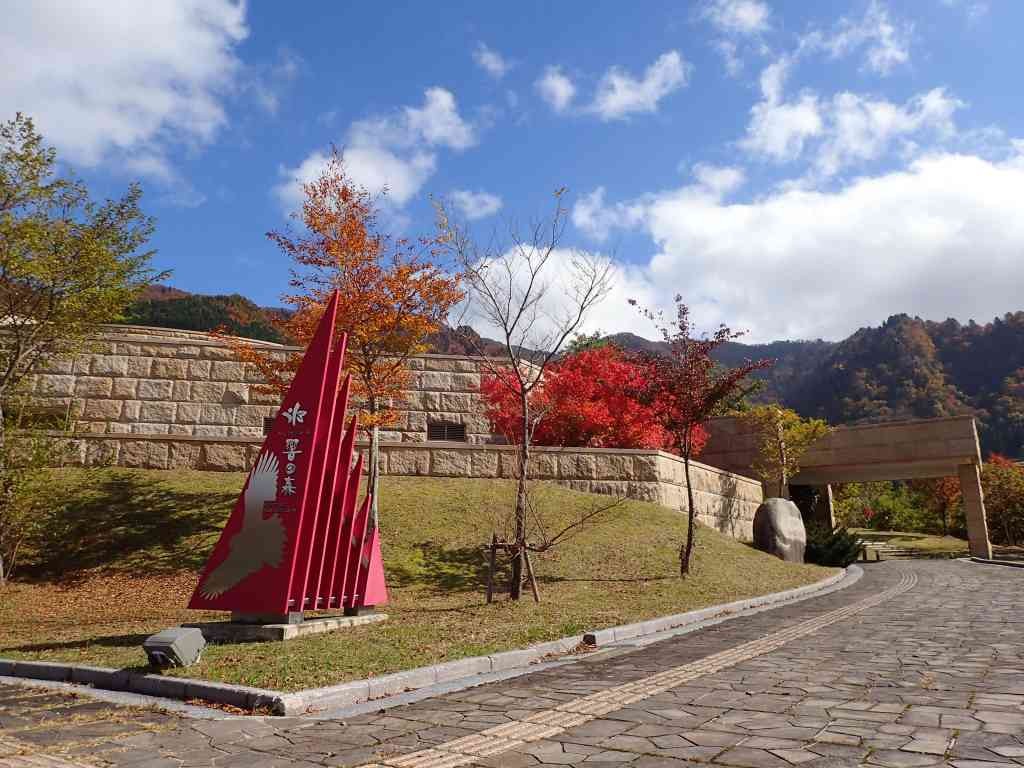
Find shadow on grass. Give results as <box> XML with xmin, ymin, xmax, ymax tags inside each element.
<box><xmin>22</xmin><ymin>470</ymin><xmax>236</xmax><ymax>583</ymax></box>
<box><xmin>6</xmin><ymin>632</ymin><xmax>150</xmax><ymax>656</ymax></box>
<box><xmin>386</xmin><ymin>543</ymin><xmax>494</xmax><ymax>593</ymax></box>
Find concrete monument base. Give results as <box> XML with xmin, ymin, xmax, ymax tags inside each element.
<box><xmin>184</xmin><ymin>611</ymin><xmax>387</xmax><ymax>643</ymax></box>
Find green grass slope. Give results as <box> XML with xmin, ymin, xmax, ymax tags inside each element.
<box><xmin>0</xmin><ymin>469</ymin><xmax>832</xmax><ymax>691</ymax></box>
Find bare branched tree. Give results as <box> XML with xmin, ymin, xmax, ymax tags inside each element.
<box><xmin>435</xmin><ymin>189</ymin><xmax>614</xmax><ymax>600</ymax></box>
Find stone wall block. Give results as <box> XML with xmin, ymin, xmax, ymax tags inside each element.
<box><xmin>200</xmin><ymin>346</ymin><xmax>238</xmax><ymax>360</ymax></box>
<box><xmin>168</xmin><ymin>424</ymin><xmax>195</xmax><ymax>436</ymax></box>
<box><xmin>470</xmin><ymin>450</ymin><xmax>500</xmax><ymax>478</ymax></box>
<box><xmin>201</xmin><ymin>443</ymin><xmax>248</xmax><ymax>471</ymax></box>
<box><xmin>139</xmin><ymin>401</ymin><xmax>176</xmax><ymax>423</ymax></box>
<box><xmin>126</xmin><ymin>357</ymin><xmax>153</xmax><ymax>378</ymax></box>
<box><xmin>190</xmin><ymin>381</ymin><xmax>227</xmax><ymax>402</ymax></box>
<box><xmin>528</xmin><ymin>452</ymin><xmax>559</xmax><ymax>479</ymax></box>
<box><xmin>111</xmin><ymin>378</ymin><xmax>138</xmax><ymax>399</ymax></box>
<box><xmin>210</xmin><ymin>361</ymin><xmax>245</xmax><ymax>381</ymax></box>
<box><xmin>176</xmin><ymin>403</ymin><xmax>201</xmax><ymax>424</ymax></box>
<box><xmin>74</xmin><ymin>377</ymin><xmax>113</xmax><ymax>398</ymax></box>
<box><xmin>594</xmin><ymin>453</ymin><xmax>634</xmax><ymax>479</ymax></box>
<box><xmin>200</xmin><ymin>404</ymin><xmax>236</xmax><ymax>426</ymax></box>
<box><xmin>36</xmin><ymin>374</ymin><xmax>76</xmax><ymax>397</ymax></box>
<box><xmin>121</xmin><ymin>440</ymin><xmax>169</xmax><ymax>469</ymax></box>
<box><xmin>122</xmin><ymin>401</ymin><xmax>141</xmax><ymax>422</ymax></box>
<box><xmin>137</xmin><ymin>379</ymin><xmax>173</xmax><ymax>400</ymax></box>
<box><xmin>171</xmin><ymin>381</ymin><xmax>191</xmax><ymax>401</ymax></box>
<box><xmin>194</xmin><ymin>425</ymin><xmax>230</xmax><ymax>438</ymax></box>
<box><xmin>188</xmin><ymin>360</ymin><xmax>212</xmax><ymax>380</ymax></box>
<box><xmin>449</xmin><ymin>373</ymin><xmax>481</xmax><ymax>391</ymax></box>
<box><xmin>83</xmin><ymin>399</ymin><xmax>123</xmax><ymax>420</ymax></box>
<box><xmin>223</xmin><ymin>384</ymin><xmax>249</xmax><ymax>404</ymax></box>
<box><xmin>37</xmin><ymin>355</ymin><xmax>74</xmax><ymax>375</ymax></box>
<box><xmin>419</xmin><ymin>372</ymin><xmax>452</xmax><ymax>391</ymax></box>
<box><xmin>243</xmin><ymin>364</ymin><xmax>266</xmax><ymax>384</ymax></box>
<box><xmin>107</xmin><ymin>423</ymin><xmax>131</xmax><ymax>434</ymax></box>
<box><xmin>132</xmin><ymin>423</ymin><xmax>170</xmax><ymax>435</ymax></box>
<box><xmin>631</xmin><ymin>455</ymin><xmax>661</xmax><ymax>482</ymax></box>
<box><xmin>152</xmin><ymin>359</ymin><xmax>189</xmax><ymax>380</ymax></box>
<box><xmin>559</xmin><ymin>453</ymin><xmax>597</xmax><ymax>480</ymax></box>
<box><xmin>85</xmin><ymin>439</ymin><xmax>119</xmax><ymax>466</ymax></box>
<box><xmin>168</xmin><ymin>442</ymin><xmax>201</xmax><ymax>469</ymax></box>
<box><xmin>176</xmin><ymin>345</ymin><xmax>201</xmax><ymax>358</ymax></box>
<box><xmin>229</xmin><ymin>426</ymin><xmax>263</xmax><ymax>438</ymax></box>
<box><xmin>236</xmin><ymin>405</ymin><xmax>274</xmax><ymax>427</ymax></box>
<box><xmin>431</xmin><ymin>449</ymin><xmax>472</xmax><ymax>476</ymax></box>
<box><xmin>72</xmin><ymin>356</ymin><xmax>91</xmax><ymax>375</ymax></box>
<box><xmin>387</xmin><ymin>448</ymin><xmax>431</xmax><ymax>475</ymax></box>
<box><xmin>440</xmin><ymin>393</ymin><xmax>473</xmax><ymax>412</ymax></box>
<box><xmin>249</xmin><ymin>388</ymin><xmax>281</xmax><ymax>405</ymax></box>
<box><xmin>90</xmin><ymin>355</ymin><xmax>129</xmax><ymax>376</ymax></box>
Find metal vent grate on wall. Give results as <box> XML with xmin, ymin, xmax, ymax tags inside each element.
<box><xmin>263</xmin><ymin>416</ymin><xmax>275</xmax><ymax>436</ymax></box>
<box><xmin>427</xmin><ymin>422</ymin><xmax>467</xmax><ymax>442</ymax></box>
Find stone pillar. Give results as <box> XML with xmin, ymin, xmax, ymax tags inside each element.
<box><xmin>958</xmin><ymin>462</ymin><xmax>992</xmax><ymax>559</ymax></box>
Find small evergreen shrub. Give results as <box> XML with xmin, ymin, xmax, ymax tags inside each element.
<box><xmin>805</xmin><ymin>523</ymin><xmax>864</xmax><ymax>567</ymax></box>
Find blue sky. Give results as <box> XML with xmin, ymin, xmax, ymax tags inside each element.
<box><xmin>4</xmin><ymin>0</ymin><xmax>1024</xmax><ymax>342</ymax></box>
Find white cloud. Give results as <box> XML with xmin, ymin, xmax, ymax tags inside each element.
<box><xmin>801</xmin><ymin>0</ymin><xmax>912</xmax><ymax>76</ymax></box>
<box><xmin>741</xmin><ymin>57</ymin><xmax>960</xmax><ymax>174</ymax></box>
<box><xmin>0</xmin><ymin>0</ymin><xmax>247</xmax><ymax>171</ymax></box>
<box><xmin>450</xmin><ymin>189</ymin><xmax>503</xmax><ymax>220</ymax></box>
<box><xmin>536</xmin><ymin>67</ymin><xmax>576</xmax><ymax>113</ymax></box>
<box><xmin>568</xmin><ymin>147</ymin><xmax>1024</xmax><ymax>342</ymax></box>
<box><xmin>275</xmin><ymin>87</ymin><xmax>474</xmax><ymax>212</ymax></box>
<box><xmin>571</xmin><ymin>187</ymin><xmax>646</xmax><ymax>242</ymax></box>
<box><xmin>702</xmin><ymin>0</ymin><xmax>771</xmax><ymax>36</ymax></box>
<box><xmin>590</xmin><ymin>51</ymin><xmax>691</xmax><ymax>121</ymax></box>
<box><xmin>701</xmin><ymin>0</ymin><xmax>770</xmax><ymax>76</ymax></box>
<box><xmin>816</xmin><ymin>88</ymin><xmax>962</xmax><ymax>177</ymax></box>
<box><xmin>473</xmin><ymin>42</ymin><xmax>511</xmax><ymax>79</ymax></box>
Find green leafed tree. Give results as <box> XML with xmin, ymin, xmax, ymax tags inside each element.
<box><xmin>0</xmin><ymin>113</ymin><xmax>163</xmax><ymax>583</ymax></box>
<box><xmin>0</xmin><ymin>113</ymin><xmax>163</xmax><ymax>431</ymax></box>
<box><xmin>741</xmin><ymin>405</ymin><xmax>831</xmax><ymax>498</ymax></box>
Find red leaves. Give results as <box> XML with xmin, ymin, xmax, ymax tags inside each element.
<box><xmin>482</xmin><ymin>346</ymin><xmax>679</xmax><ymax>451</ymax></box>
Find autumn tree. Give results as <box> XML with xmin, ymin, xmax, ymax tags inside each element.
<box><xmin>0</xmin><ymin>113</ymin><xmax>162</xmax><ymax>583</ymax></box>
<box><xmin>632</xmin><ymin>297</ymin><xmax>772</xmax><ymax>576</ymax></box>
<box><xmin>435</xmin><ymin>190</ymin><xmax>613</xmax><ymax>600</ymax></box>
<box><xmin>228</xmin><ymin>149</ymin><xmax>462</xmax><ymax>526</ymax></box>
<box><xmin>982</xmin><ymin>454</ymin><xmax>1024</xmax><ymax>546</ymax></box>
<box><xmin>741</xmin><ymin>405</ymin><xmax>831</xmax><ymax>498</ymax></box>
<box><xmin>481</xmin><ymin>345</ymin><xmax>677</xmax><ymax>450</ymax></box>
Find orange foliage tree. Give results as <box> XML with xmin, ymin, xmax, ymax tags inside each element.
<box><xmin>226</xmin><ymin>149</ymin><xmax>463</xmax><ymax>525</ymax></box>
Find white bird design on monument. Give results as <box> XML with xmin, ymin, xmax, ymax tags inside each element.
<box><xmin>199</xmin><ymin>451</ymin><xmax>287</xmax><ymax>598</ymax></box>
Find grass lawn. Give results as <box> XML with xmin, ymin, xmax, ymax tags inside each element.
<box><xmin>1</xmin><ymin>468</ymin><xmax>833</xmax><ymax>692</ymax></box>
<box><xmin>854</xmin><ymin>529</ymin><xmax>969</xmax><ymax>557</ymax></box>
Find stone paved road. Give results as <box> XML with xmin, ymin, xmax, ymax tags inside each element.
<box><xmin>2</xmin><ymin>561</ymin><xmax>1023</xmax><ymax>768</ymax></box>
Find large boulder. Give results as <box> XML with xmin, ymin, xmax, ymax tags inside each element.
<box><xmin>753</xmin><ymin>498</ymin><xmax>806</xmax><ymax>563</ymax></box>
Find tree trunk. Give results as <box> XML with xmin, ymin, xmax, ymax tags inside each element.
<box><xmin>510</xmin><ymin>389</ymin><xmax>529</xmax><ymax>601</ymax></box>
<box><xmin>369</xmin><ymin>424</ymin><xmax>380</xmax><ymax>529</ymax></box>
<box><xmin>680</xmin><ymin>437</ymin><xmax>697</xmax><ymax>577</ymax></box>
<box><xmin>776</xmin><ymin>416</ymin><xmax>788</xmax><ymax>498</ymax></box>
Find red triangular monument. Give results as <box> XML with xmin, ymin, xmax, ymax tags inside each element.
<box><xmin>189</xmin><ymin>291</ymin><xmax>389</xmax><ymax>617</ymax></box>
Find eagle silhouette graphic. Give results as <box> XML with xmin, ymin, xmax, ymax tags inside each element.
<box><xmin>199</xmin><ymin>451</ymin><xmax>287</xmax><ymax>598</ymax></box>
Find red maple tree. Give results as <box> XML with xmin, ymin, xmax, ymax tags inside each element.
<box><xmin>632</xmin><ymin>297</ymin><xmax>772</xmax><ymax>576</ymax></box>
<box><xmin>481</xmin><ymin>346</ymin><xmax>699</xmax><ymax>451</ymax></box>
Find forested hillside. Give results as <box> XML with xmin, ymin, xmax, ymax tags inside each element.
<box><xmin>120</xmin><ymin>287</ymin><xmax>288</xmax><ymax>343</ymax></box>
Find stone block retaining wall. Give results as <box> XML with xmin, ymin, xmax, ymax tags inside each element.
<box><xmin>58</xmin><ymin>436</ymin><xmax>764</xmax><ymax>539</ymax></box>
<box><xmin>25</xmin><ymin>325</ymin><xmax>494</xmax><ymax>444</ymax></box>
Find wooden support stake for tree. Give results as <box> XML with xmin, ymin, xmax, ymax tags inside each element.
<box><xmin>523</xmin><ymin>548</ymin><xmax>540</xmax><ymax>603</ymax></box>
<box><xmin>485</xmin><ymin>533</ymin><xmax>498</xmax><ymax>604</ymax></box>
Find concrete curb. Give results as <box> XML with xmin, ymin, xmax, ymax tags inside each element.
<box><xmin>967</xmin><ymin>556</ymin><xmax>1024</xmax><ymax>569</ymax></box>
<box><xmin>0</xmin><ymin>566</ymin><xmax>853</xmax><ymax>716</ymax></box>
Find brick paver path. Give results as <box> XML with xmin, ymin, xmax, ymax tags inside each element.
<box><xmin>2</xmin><ymin>561</ymin><xmax>1023</xmax><ymax>767</ymax></box>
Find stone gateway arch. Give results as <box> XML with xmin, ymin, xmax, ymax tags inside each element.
<box><xmin>701</xmin><ymin>415</ymin><xmax>993</xmax><ymax>559</ymax></box>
